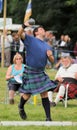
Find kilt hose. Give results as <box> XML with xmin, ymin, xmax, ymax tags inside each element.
<box><xmin>54</xmin><ymin>80</ymin><xmax>77</xmax><ymax>99</ymax></box>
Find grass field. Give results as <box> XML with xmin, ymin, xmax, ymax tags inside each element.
<box><xmin>0</xmin><ymin>68</ymin><xmax>77</xmax><ymax>130</ymax></box>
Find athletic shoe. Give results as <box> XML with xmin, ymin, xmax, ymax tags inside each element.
<box><xmin>9</xmin><ymin>99</ymin><xmax>14</xmax><ymax>104</ymax></box>
<box><xmin>18</xmin><ymin>105</ymin><xmax>27</xmax><ymax>120</ymax></box>
<box><xmin>46</xmin><ymin>117</ymin><xmax>52</xmax><ymax>121</ymax></box>
<box><xmin>50</xmin><ymin>102</ymin><xmax>56</xmax><ymax>107</ymax></box>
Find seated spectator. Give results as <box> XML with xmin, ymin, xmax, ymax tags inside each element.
<box><xmin>50</xmin><ymin>52</ymin><xmax>77</xmax><ymax>106</ymax></box>
<box><xmin>6</xmin><ymin>53</ymin><xmax>25</xmax><ymax>104</ymax></box>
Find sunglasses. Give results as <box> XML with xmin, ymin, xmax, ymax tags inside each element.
<box><xmin>16</xmin><ymin>58</ymin><xmax>21</xmax><ymax>60</ymax></box>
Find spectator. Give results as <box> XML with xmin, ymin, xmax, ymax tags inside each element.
<box><xmin>74</xmin><ymin>41</ymin><xmax>77</xmax><ymax>57</ymax></box>
<box><xmin>1</xmin><ymin>30</ymin><xmax>13</xmax><ymax>67</ymax></box>
<box><xmin>6</xmin><ymin>53</ymin><xmax>25</xmax><ymax>104</ymax></box>
<box><xmin>10</xmin><ymin>32</ymin><xmax>25</xmax><ymax>64</ymax></box>
<box><xmin>50</xmin><ymin>52</ymin><xmax>77</xmax><ymax>106</ymax></box>
<box><xmin>0</xmin><ymin>34</ymin><xmax>2</xmax><ymax>63</ymax></box>
<box><xmin>24</xmin><ymin>27</ymin><xmax>33</xmax><ymax>36</ymax></box>
<box><xmin>45</xmin><ymin>31</ymin><xmax>53</xmax><ymax>69</ymax></box>
<box><xmin>57</xmin><ymin>34</ymin><xmax>65</xmax><ymax>60</ymax></box>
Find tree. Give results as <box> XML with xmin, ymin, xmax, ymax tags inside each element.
<box><xmin>0</xmin><ymin>0</ymin><xmax>77</xmax><ymax>42</ymax></box>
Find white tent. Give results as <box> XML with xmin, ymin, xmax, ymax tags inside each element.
<box><xmin>0</xmin><ymin>24</ymin><xmax>21</xmax><ymax>31</ymax></box>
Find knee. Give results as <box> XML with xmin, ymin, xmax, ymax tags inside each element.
<box><xmin>22</xmin><ymin>94</ymin><xmax>31</xmax><ymax>100</ymax></box>
<box><xmin>40</xmin><ymin>91</ymin><xmax>48</xmax><ymax>98</ymax></box>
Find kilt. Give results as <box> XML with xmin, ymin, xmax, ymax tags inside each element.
<box><xmin>19</xmin><ymin>65</ymin><xmax>57</xmax><ymax>95</ymax></box>
<box><xmin>66</xmin><ymin>83</ymin><xmax>77</xmax><ymax>99</ymax></box>
<box><xmin>54</xmin><ymin>81</ymin><xmax>77</xmax><ymax>99</ymax></box>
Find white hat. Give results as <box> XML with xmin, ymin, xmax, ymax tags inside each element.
<box><xmin>24</xmin><ymin>27</ymin><xmax>32</xmax><ymax>32</ymax></box>
<box><xmin>61</xmin><ymin>52</ymin><xmax>70</xmax><ymax>57</ymax></box>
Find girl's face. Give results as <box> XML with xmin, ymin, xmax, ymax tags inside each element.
<box><xmin>15</xmin><ymin>56</ymin><xmax>22</xmax><ymax>64</ymax></box>
<box><xmin>13</xmin><ymin>53</ymin><xmax>23</xmax><ymax>64</ymax></box>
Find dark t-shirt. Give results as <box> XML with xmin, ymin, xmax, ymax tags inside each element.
<box><xmin>23</xmin><ymin>35</ymin><xmax>52</xmax><ymax>70</ymax></box>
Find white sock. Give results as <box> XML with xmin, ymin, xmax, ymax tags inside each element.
<box><xmin>55</xmin><ymin>85</ymin><xmax>65</xmax><ymax>104</ymax></box>
<box><xmin>48</xmin><ymin>91</ymin><xmax>53</xmax><ymax>102</ymax></box>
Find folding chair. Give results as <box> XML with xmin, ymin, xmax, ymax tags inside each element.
<box><xmin>64</xmin><ymin>83</ymin><xmax>77</xmax><ymax>108</ymax></box>
<box><xmin>64</xmin><ymin>83</ymin><xmax>69</xmax><ymax>108</ymax></box>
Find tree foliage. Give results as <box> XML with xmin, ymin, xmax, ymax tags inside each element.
<box><xmin>0</xmin><ymin>0</ymin><xmax>77</xmax><ymax>41</ymax></box>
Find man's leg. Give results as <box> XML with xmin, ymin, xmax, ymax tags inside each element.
<box><xmin>18</xmin><ymin>94</ymin><xmax>31</xmax><ymax>120</ymax></box>
<box><xmin>9</xmin><ymin>90</ymin><xmax>15</xmax><ymax>104</ymax></box>
<box><xmin>40</xmin><ymin>92</ymin><xmax>52</xmax><ymax>121</ymax></box>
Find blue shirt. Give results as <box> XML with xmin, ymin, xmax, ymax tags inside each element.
<box><xmin>24</xmin><ymin>35</ymin><xmax>52</xmax><ymax>70</ymax></box>
<box><xmin>10</xmin><ymin>64</ymin><xmax>25</xmax><ymax>82</ymax></box>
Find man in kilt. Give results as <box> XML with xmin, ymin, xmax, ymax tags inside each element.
<box><xmin>17</xmin><ymin>22</ymin><xmax>56</xmax><ymax>121</ymax></box>
<box><xmin>50</xmin><ymin>52</ymin><xmax>77</xmax><ymax>107</ymax></box>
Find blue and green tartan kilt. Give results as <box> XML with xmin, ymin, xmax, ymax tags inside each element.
<box><xmin>19</xmin><ymin>65</ymin><xmax>57</xmax><ymax>95</ymax></box>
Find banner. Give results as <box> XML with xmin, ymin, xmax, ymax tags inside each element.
<box><xmin>0</xmin><ymin>0</ymin><xmax>3</xmax><ymax>13</ymax></box>
<box><xmin>24</xmin><ymin>0</ymin><xmax>32</xmax><ymax>23</ymax></box>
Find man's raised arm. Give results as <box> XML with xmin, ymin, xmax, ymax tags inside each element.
<box><xmin>18</xmin><ymin>21</ymin><xmax>30</xmax><ymax>40</ymax></box>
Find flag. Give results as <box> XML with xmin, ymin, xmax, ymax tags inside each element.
<box><xmin>24</xmin><ymin>0</ymin><xmax>32</xmax><ymax>23</ymax></box>
<box><xmin>0</xmin><ymin>0</ymin><xmax>3</xmax><ymax>13</ymax></box>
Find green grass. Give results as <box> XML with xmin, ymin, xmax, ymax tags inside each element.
<box><xmin>0</xmin><ymin>126</ymin><xmax>77</xmax><ymax>130</ymax></box>
<box><xmin>0</xmin><ymin>68</ymin><xmax>77</xmax><ymax>130</ymax></box>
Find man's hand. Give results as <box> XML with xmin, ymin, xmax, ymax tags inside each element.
<box><xmin>24</xmin><ymin>20</ymin><xmax>30</xmax><ymax>27</ymax></box>
<box><xmin>18</xmin><ymin>21</ymin><xmax>30</xmax><ymax>40</ymax></box>
<box><xmin>56</xmin><ymin>77</ymin><xmax>64</xmax><ymax>83</ymax></box>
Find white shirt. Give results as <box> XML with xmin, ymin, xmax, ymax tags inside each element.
<box><xmin>60</xmin><ymin>41</ymin><xmax>66</xmax><ymax>47</ymax></box>
<box><xmin>55</xmin><ymin>64</ymin><xmax>77</xmax><ymax>79</ymax></box>
<box><xmin>1</xmin><ymin>34</ymin><xmax>13</xmax><ymax>49</ymax></box>
<box><xmin>19</xmin><ymin>40</ymin><xmax>24</xmax><ymax>52</ymax></box>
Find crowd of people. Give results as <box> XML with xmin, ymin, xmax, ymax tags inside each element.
<box><xmin>0</xmin><ymin>20</ymin><xmax>77</xmax><ymax>121</ymax></box>
<box><xmin>0</xmin><ymin>30</ymin><xmax>25</xmax><ymax>66</ymax></box>
<box><xmin>0</xmin><ymin>25</ymin><xmax>77</xmax><ymax>67</ymax></box>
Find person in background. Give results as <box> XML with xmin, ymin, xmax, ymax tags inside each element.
<box><xmin>45</xmin><ymin>31</ymin><xmax>54</xmax><ymax>69</ymax></box>
<box><xmin>50</xmin><ymin>52</ymin><xmax>77</xmax><ymax>107</ymax></box>
<box><xmin>24</xmin><ymin>27</ymin><xmax>33</xmax><ymax>36</ymax></box>
<box><xmin>6</xmin><ymin>53</ymin><xmax>25</xmax><ymax>104</ymax></box>
<box><xmin>74</xmin><ymin>41</ymin><xmax>77</xmax><ymax>58</ymax></box>
<box><xmin>1</xmin><ymin>30</ymin><xmax>13</xmax><ymax>67</ymax></box>
<box><xmin>10</xmin><ymin>32</ymin><xmax>25</xmax><ymax>64</ymax></box>
<box><xmin>17</xmin><ymin>21</ymin><xmax>56</xmax><ymax>121</ymax></box>
<box><xmin>45</xmin><ymin>31</ymin><xmax>54</xmax><ymax>102</ymax></box>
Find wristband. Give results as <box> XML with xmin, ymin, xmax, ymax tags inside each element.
<box><xmin>22</xmin><ymin>24</ymin><xmax>27</xmax><ymax>29</ymax></box>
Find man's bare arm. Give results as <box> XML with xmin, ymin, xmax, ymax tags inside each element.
<box><xmin>47</xmin><ymin>50</ymin><xmax>54</xmax><ymax>63</ymax></box>
<box><xmin>18</xmin><ymin>26</ymin><xmax>25</xmax><ymax>40</ymax></box>
<box><xmin>18</xmin><ymin>21</ymin><xmax>30</xmax><ymax>40</ymax></box>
